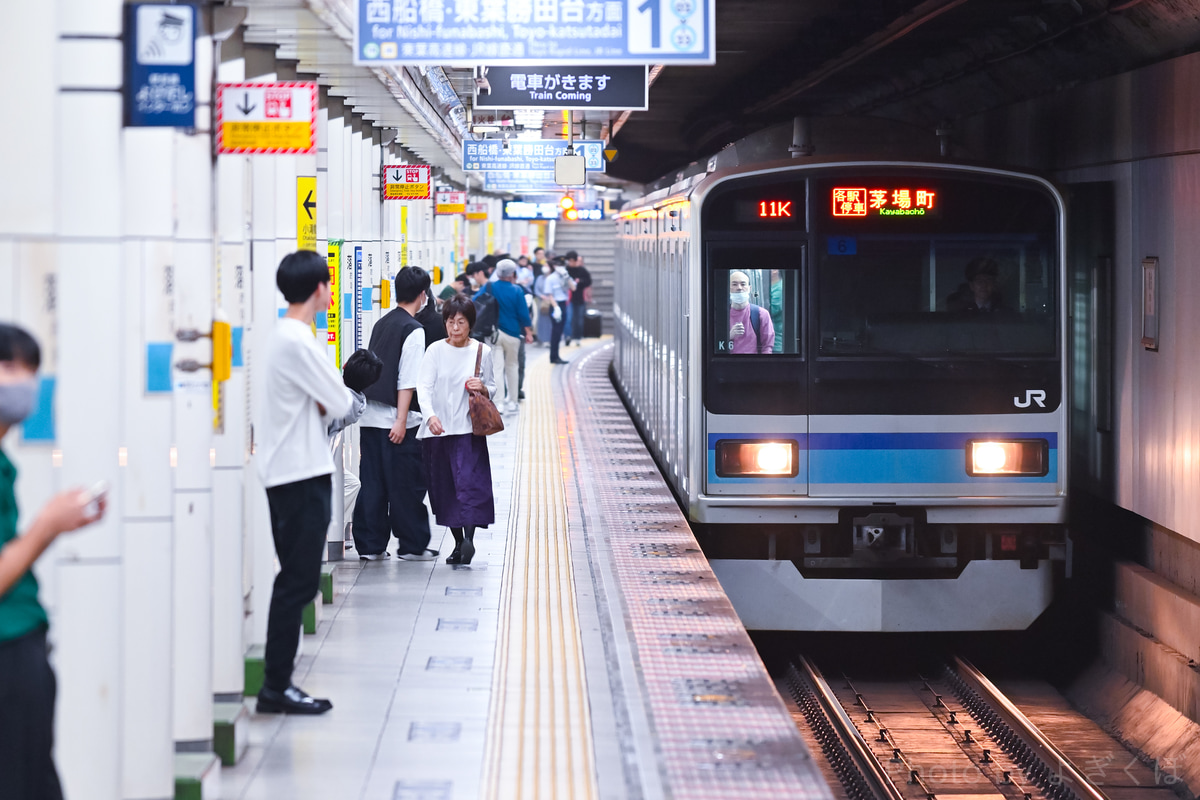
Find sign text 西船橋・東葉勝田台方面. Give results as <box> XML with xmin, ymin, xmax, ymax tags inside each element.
<box><xmin>475</xmin><ymin>65</ymin><xmax>647</xmax><ymax>110</ymax></box>
<box><xmin>464</xmin><ymin>140</ymin><xmax>605</xmax><ymax>172</ymax></box>
<box><xmin>354</xmin><ymin>0</ymin><xmax>714</xmax><ymax>66</ymax></box>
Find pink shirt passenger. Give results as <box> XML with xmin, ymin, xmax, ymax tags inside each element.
<box><xmin>727</xmin><ymin>304</ymin><xmax>775</xmax><ymax>354</ymax></box>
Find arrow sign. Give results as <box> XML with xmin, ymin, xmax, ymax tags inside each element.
<box><xmin>302</xmin><ymin>190</ymin><xmax>315</xmax><ymax>220</ymax></box>
<box><xmin>236</xmin><ymin>92</ymin><xmax>255</xmax><ymax>116</ymax></box>
<box><xmin>604</xmin><ymin>148</ymin><xmax>618</xmax><ymax>162</ymax></box>
<box><xmin>392</xmin><ymin>170</ymin><xmax>402</xmax><ymax>182</ymax></box>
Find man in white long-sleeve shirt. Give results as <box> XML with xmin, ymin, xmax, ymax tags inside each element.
<box><xmin>255</xmin><ymin>250</ymin><xmax>353</xmax><ymax>716</ymax></box>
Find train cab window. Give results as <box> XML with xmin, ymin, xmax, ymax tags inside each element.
<box><xmin>818</xmin><ymin>238</ymin><xmax>1056</xmax><ymax>357</ymax></box>
<box><xmin>713</xmin><ymin>267</ymin><xmax>801</xmax><ymax>355</ymax></box>
<box><xmin>704</xmin><ymin>245</ymin><xmax>805</xmax><ymax>415</ymax></box>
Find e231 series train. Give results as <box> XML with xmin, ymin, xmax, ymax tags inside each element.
<box><xmin>614</xmin><ymin>161</ymin><xmax>1068</xmax><ymax>632</ymax></box>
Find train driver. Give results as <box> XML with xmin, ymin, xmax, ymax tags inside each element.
<box><xmin>727</xmin><ymin>270</ymin><xmax>775</xmax><ymax>354</ymax></box>
<box><xmin>946</xmin><ymin>257</ymin><xmax>1004</xmax><ymax>313</ymax></box>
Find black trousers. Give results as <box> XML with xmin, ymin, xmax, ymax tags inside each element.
<box><xmin>549</xmin><ymin>315</ymin><xmax>566</xmax><ymax>362</ymax></box>
<box><xmin>0</xmin><ymin>628</ymin><xmax>63</xmax><ymax>800</ymax></box>
<box><xmin>570</xmin><ymin>302</ymin><xmax>586</xmax><ymax>340</ymax></box>
<box><xmin>265</xmin><ymin>474</ymin><xmax>331</xmax><ymax>693</ymax></box>
<box><xmin>517</xmin><ymin>338</ymin><xmax>526</xmax><ymax>393</ymax></box>
<box><xmin>352</xmin><ymin>426</ymin><xmax>431</xmax><ymax>556</ymax></box>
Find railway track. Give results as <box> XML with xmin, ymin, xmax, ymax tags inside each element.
<box><xmin>784</xmin><ymin>655</ymin><xmax>1182</xmax><ymax>800</ymax></box>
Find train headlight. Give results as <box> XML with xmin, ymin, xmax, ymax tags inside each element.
<box><xmin>967</xmin><ymin>439</ymin><xmax>1049</xmax><ymax>477</ymax></box>
<box><xmin>715</xmin><ymin>440</ymin><xmax>799</xmax><ymax>478</ymax></box>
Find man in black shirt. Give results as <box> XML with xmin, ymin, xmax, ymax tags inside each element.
<box><xmin>565</xmin><ymin>250</ymin><xmax>592</xmax><ymax>343</ymax></box>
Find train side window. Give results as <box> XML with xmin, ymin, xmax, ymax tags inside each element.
<box><xmin>712</xmin><ymin>266</ymin><xmax>801</xmax><ymax>355</ymax></box>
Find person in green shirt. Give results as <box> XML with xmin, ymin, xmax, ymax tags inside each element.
<box><xmin>769</xmin><ymin>269</ymin><xmax>786</xmax><ymax>354</ymax></box>
<box><xmin>0</xmin><ymin>323</ymin><xmax>105</xmax><ymax>799</ymax></box>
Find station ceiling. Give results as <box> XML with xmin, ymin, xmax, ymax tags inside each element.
<box><xmin>605</xmin><ymin>0</ymin><xmax>1200</xmax><ymax>184</ymax></box>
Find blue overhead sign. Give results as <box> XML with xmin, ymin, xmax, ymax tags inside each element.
<box><xmin>354</xmin><ymin>0</ymin><xmax>714</xmax><ymax>66</ymax></box>
<box><xmin>124</xmin><ymin>3</ymin><xmax>196</xmax><ymax>128</ymax></box>
<box><xmin>465</xmin><ymin>140</ymin><xmax>605</xmax><ymax>172</ymax></box>
<box><xmin>483</xmin><ymin>170</ymin><xmax>564</xmax><ymax>192</ymax></box>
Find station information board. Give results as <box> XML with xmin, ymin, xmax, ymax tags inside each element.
<box><xmin>484</xmin><ymin>170</ymin><xmax>564</xmax><ymax>192</ymax></box>
<box><xmin>476</xmin><ymin>65</ymin><xmax>647</xmax><ymax>110</ymax></box>
<box><xmin>436</xmin><ymin>190</ymin><xmax>468</xmax><ymax>214</ymax></box>
<box><xmin>354</xmin><ymin>0</ymin><xmax>715</xmax><ymax>66</ymax></box>
<box><xmin>464</xmin><ymin>139</ymin><xmax>605</xmax><ymax>172</ymax></box>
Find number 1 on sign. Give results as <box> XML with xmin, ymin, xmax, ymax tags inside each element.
<box><xmin>637</xmin><ymin>0</ymin><xmax>660</xmax><ymax>48</ymax></box>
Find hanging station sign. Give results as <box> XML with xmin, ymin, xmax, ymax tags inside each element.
<box><xmin>435</xmin><ymin>190</ymin><xmax>468</xmax><ymax>214</ymax></box>
<box><xmin>384</xmin><ymin>164</ymin><xmax>432</xmax><ymax>199</ymax></box>
<box><xmin>476</xmin><ymin>65</ymin><xmax>648</xmax><ymax>110</ymax></box>
<box><xmin>466</xmin><ymin>202</ymin><xmax>489</xmax><ymax>221</ymax></box>
<box><xmin>464</xmin><ymin>139</ymin><xmax>605</xmax><ymax>172</ymax></box>
<box><xmin>354</xmin><ymin>0</ymin><xmax>715</xmax><ymax>66</ymax></box>
<box><xmin>215</xmin><ymin>82</ymin><xmax>318</xmax><ymax>154</ymax></box>
<box><xmin>124</xmin><ymin>3</ymin><xmax>197</xmax><ymax>127</ymax></box>
<box><xmin>503</xmin><ymin>200</ymin><xmax>560</xmax><ymax>220</ymax></box>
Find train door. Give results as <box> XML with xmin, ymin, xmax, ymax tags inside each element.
<box><xmin>1067</xmin><ymin>182</ymin><xmax>1115</xmax><ymax>499</ymax></box>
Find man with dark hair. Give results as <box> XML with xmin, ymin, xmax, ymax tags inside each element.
<box><xmin>354</xmin><ymin>266</ymin><xmax>437</xmax><ymax>561</ymax></box>
<box><xmin>465</xmin><ymin>261</ymin><xmax>489</xmax><ymax>291</ymax></box>
<box><xmin>947</xmin><ymin>257</ymin><xmax>1004</xmax><ymax>312</ymax></box>
<box><xmin>257</xmin><ymin>250</ymin><xmax>354</xmax><ymax>715</ymax></box>
<box><xmin>565</xmin><ymin>250</ymin><xmax>592</xmax><ymax>344</ymax></box>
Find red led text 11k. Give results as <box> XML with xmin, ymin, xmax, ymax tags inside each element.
<box><xmin>758</xmin><ymin>200</ymin><xmax>792</xmax><ymax>218</ymax></box>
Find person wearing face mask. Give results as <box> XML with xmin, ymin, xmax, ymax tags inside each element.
<box><xmin>415</xmin><ymin>285</ymin><xmax>447</xmax><ymax>347</ymax></box>
<box><xmin>726</xmin><ymin>270</ymin><xmax>775</xmax><ymax>354</ymax></box>
<box><xmin>0</xmin><ymin>323</ymin><xmax>106</xmax><ymax>797</ymax></box>
<box><xmin>354</xmin><ymin>266</ymin><xmax>438</xmax><ymax>562</ymax></box>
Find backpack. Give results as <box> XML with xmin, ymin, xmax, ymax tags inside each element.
<box><xmin>749</xmin><ymin>305</ymin><xmax>761</xmax><ymax>352</ymax></box>
<box><xmin>471</xmin><ymin>283</ymin><xmax>499</xmax><ymax>342</ymax></box>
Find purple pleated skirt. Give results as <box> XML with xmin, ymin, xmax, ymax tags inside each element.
<box><xmin>421</xmin><ymin>433</ymin><xmax>495</xmax><ymax>528</ymax></box>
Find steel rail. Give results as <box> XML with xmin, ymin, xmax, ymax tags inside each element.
<box><xmin>795</xmin><ymin>656</ymin><xmax>907</xmax><ymax>800</ymax></box>
<box><xmin>950</xmin><ymin>657</ymin><xmax>1112</xmax><ymax>800</ymax></box>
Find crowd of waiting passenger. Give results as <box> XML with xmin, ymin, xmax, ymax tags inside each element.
<box><xmin>254</xmin><ymin>248</ymin><xmax>596</xmax><ymax>715</ymax></box>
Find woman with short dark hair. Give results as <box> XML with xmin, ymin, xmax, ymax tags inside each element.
<box><xmin>415</xmin><ymin>294</ymin><xmax>497</xmax><ymax>564</ymax></box>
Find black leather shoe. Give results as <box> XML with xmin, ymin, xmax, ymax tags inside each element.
<box><xmin>257</xmin><ymin>685</ymin><xmax>332</xmax><ymax>715</ymax></box>
<box><xmin>460</xmin><ymin>538</ymin><xmax>476</xmax><ymax>565</ymax></box>
<box><xmin>445</xmin><ymin>546</ymin><xmax>463</xmax><ymax>564</ymax></box>
<box><xmin>550</xmin><ymin>358</ymin><xmax>568</xmax><ymax>365</ymax></box>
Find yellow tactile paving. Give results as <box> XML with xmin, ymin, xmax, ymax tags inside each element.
<box><xmin>482</xmin><ymin>356</ymin><xmax>599</xmax><ymax>800</ymax></box>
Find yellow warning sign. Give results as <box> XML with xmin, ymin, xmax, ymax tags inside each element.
<box><xmin>604</xmin><ymin>148</ymin><xmax>618</xmax><ymax>161</ymax></box>
<box><xmin>384</xmin><ymin>165</ymin><xmax>431</xmax><ymax>200</ymax></box>
<box><xmin>326</xmin><ymin>241</ymin><xmax>341</xmax><ymax>366</ymax></box>
<box><xmin>296</xmin><ymin>177</ymin><xmax>317</xmax><ymax>252</ymax></box>
<box><xmin>220</xmin><ymin>122</ymin><xmax>314</xmax><ymax>153</ymax></box>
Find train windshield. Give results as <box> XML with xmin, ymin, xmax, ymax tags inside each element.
<box><xmin>817</xmin><ymin>176</ymin><xmax>1059</xmax><ymax>358</ymax></box>
<box><xmin>709</xmin><ymin>251</ymin><xmax>802</xmax><ymax>355</ymax></box>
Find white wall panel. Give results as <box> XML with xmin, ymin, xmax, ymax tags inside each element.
<box><xmin>0</xmin><ymin>2</ymin><xmax>56</xmax><ymax>236</ymax></box>
<box><xmin>56</xmin><ymin>93</ymin><xmax>122</xmax><ymax>238</ymax></box>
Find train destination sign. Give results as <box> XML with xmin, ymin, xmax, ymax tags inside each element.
<box><xmin>476</xmin><ymin>65</ymin><xmax>647</xmax><ymax>110</ymax></box>
<box><xmin>464</xmin><ymin>139</ymin><xmax>605</xmax><ymax>172</ymax></box>
<box><xmin>354</xmin><ymin>0</ymin><xmax>714</xmax><ymax>66</ymax></box>
<box><xmin>831</xmin><ymin>186</ymin><xmax>939</xmax><ymax>217</ymax></box>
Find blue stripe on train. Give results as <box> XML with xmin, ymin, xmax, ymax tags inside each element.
<box><xmin>706</xmin><ymin>431</ymin><xmax>1058</xmax><ymax>484</ymax></box>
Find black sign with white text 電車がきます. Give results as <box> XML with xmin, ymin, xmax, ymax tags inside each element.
<box><xmin>476</xmin><ymin>65</ymin><xmax>647</xmax><ymax>110</ymax></box>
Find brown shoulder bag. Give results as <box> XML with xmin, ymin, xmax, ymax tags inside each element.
<box><xmin>468</xmin><ymin>342</ymin><xmax>505</xmax><ymax>436</ymax></box>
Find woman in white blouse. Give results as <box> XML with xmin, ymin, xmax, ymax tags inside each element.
<box><xmin>416</xmin><ymin>294</ymin><xmax>498</xmax><ymax>565</ymax></box>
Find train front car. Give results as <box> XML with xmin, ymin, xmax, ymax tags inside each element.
<box><xmin>616</xmin><ymin>162</ymin><xmax>1069</xmax><ymax>633</ymax></box>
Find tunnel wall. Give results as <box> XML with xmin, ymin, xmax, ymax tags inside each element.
<box><xmin>959</xmin><ymin>50</ymin><xmax>1200</xmax><ymax>550</ymax></box>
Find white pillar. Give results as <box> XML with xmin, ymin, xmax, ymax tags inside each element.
<box><xmin>212</xmin><ymin>38</ymin><xmax>251</xmax><ymax>700</ymax></box>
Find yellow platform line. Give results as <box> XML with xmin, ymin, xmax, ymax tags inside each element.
<box><xmin>482</xmin><ymin>357</ymin><xmax>598</xmax><ymax>800</ymax></box>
